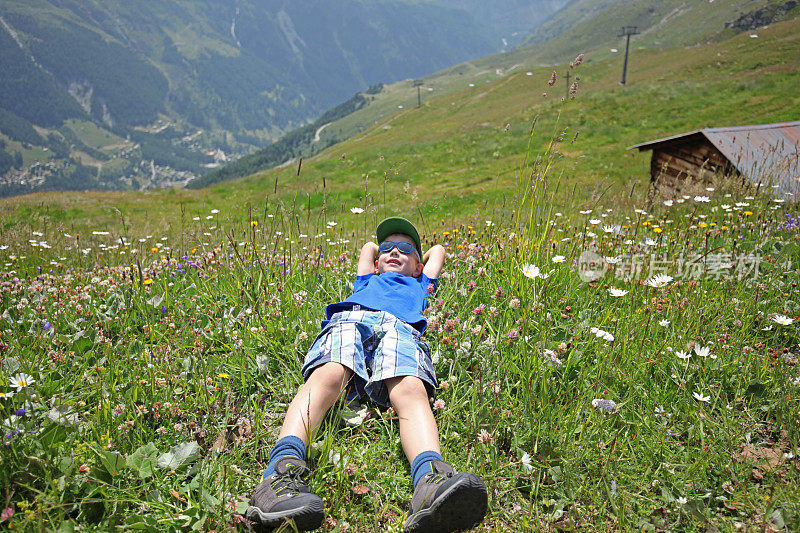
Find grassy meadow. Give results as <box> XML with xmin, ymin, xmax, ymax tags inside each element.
<box><xmin>1</xmin><ymin>18</ymin><xmax>799</xmax><ymax>241</ymax></box>
<box><xmin>1</xmin><ymin>18</ymin><xmax>800</xmax><ymax>532</ymax></box>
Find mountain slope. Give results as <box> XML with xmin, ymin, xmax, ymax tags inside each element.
<box><xmin>520</xmin><ymin>0</ymin><xmax>800</xmax><ymax>62</ymax></box>
<box><xmin>194</xmin><ymin>0</ymin><xmax>800</xmax><ymax>189</ymax></box>
<box><xmin>0</xmin><ymin>0</ymin><xmax>498</xmax><ymax>133</ymax></box>
<box><xmin>435</xmin><ymin>0</ymin><xmax>569</xmax><ymax>47</ymax></box>
<box><xmin>1</xmin><ymin>17</ymin><xmax>798</xmax><ymax>235</ymax></box>
<box><xmin>0</xmin><ymin>0</ymin><xmax>503</xmax><ymax>196</ymax></box>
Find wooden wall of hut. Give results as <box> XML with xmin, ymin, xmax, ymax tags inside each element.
<box><xmin>649</xmin><ymin>136</ymin><xmax>733</xmax><ymax>199</ymax></box>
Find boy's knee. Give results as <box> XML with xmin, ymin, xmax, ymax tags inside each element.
<box><xmin>309</xmin><ymin>362</ymin><xmax>352</xmax><ymax>389</ymax></box>
<box><xmin>387</xmin><ymin>375</ymin><xmax>428</xmax><ymax>401</ymax></box>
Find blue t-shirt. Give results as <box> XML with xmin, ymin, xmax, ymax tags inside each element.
<box><xmin>324</xmin><ymin>272</ymin><xmax>437</xmax><ymax>333</ymax></box>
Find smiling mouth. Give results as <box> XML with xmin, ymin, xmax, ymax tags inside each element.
<box><xmin>386</xmin><ymin>259</ymin><xmax>401</xmax><ymax>266</ymax></box>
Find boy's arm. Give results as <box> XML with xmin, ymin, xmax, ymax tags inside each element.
<box><xmin>357</xmin><ymin>242</ymin><xmax>379</xmax><ymax>276</ymax></box>
<box><xmin>422</xmin><ymin>244</ymin><xmax>446</xmax><ymax>279</ymax></box>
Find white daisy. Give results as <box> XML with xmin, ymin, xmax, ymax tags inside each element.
<box><xmin>349</xmin><ymin>207</ymin><xmax>365</xmax><ymax>214</ymax></box>
<box><xmin>608</xmin><ymin>287</ymin><xmax>628</xmax><ymax>297</ymax></box>
<box><xmin>590</xmin><ymin>327</ymin><xmax>614</xmax><ymax>342</ymax></box>
<box><xmin>521</xmin><ymin>264</ymin><xmax>541</xmax><ymax>279</ymax></box>
<box><xmin>693</xmin><ymin>391</ymin><xmax>710</xmax><ymax>403</ymax></box>
<box><xmin>520</xmin><ymin>452</ymin><xmax>533</xmax><ymax>472</ymax></box>
<box><xmin>694</xmin><ymin>345</ymin><xmax>714</xmax><ymax>359</ymax></box>
<box><xmin>552</xmin><ymin>255</ymin><xmax>566</xmax><ymax>263</ymax></box>
<box><xmin>9</xmin><ymin>373</ymin><xmax>35</xmax><ymax>391</ymax></box>
<box><xmin>646</xmin><ymin>274</ymin><xmax>673</xmax><ymax>288</ymax></box>
<box><xmin>772</xmin><ymin>314</ymin><xmax>794</xmax><ymax>325</ymax></box>
<box><xmin>659</xmin><ymin>319</ymin><xmax>670</xmax><ymax>327</ymax></box>
<box><xmin>676</xmin><ymin>350</ymin><xmax>691</xmax><ymax>360</ymax></box>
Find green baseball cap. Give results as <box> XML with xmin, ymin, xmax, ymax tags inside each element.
<box><xmin>376</xmin><ymin>217</ymin><xmax>422</xmax><ymax>258</ymax></box>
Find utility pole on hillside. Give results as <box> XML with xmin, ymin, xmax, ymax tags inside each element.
<box><xmin>618</xmin><ymin>26</ymin><xmax>639</xmax><ymax>85</ymax></box>
<box><xmin>564</xmin><ymin>70</ymin><xmax>571</xmax><ymax>100</ymax></box>
<box><xmin>413</xmin><ymin>79</ymin><xmax>424</xmax><ymax>107</ymax></box>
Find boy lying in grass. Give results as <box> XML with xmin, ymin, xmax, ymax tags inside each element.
<box><xmin>246</xmin><ymin>217</ymin><xmax>488</xmax><ymax>532</ymax></box>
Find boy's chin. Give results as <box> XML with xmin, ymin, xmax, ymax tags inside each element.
<box><xmin>379</xmin><ymin>265</ymin><xmax>411</xmax><ymax>276</ymax></box>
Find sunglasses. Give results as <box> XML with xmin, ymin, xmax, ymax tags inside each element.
<box><xmin>378</xmin><ymin>240</ymin><xmax>419</xmax><ymax>258</ymax></box>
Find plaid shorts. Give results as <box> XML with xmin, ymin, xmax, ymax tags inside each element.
<box><xmin>302</xmin><ymin>308</ymin><xmax>437</xmax><ymax>407</ymax></box>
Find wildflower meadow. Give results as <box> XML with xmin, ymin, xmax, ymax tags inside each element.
<box><xmin>1</xmin><ymin>119</ymin><xmax>799</xmax><ymax>531</ymax></box>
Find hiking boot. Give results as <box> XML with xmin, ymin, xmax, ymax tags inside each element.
<box><xmin>403</xmin><ymin>460</ymin><xmax>488</xmax><ymax>533</ymax></box>
<box><xmin>245</xmin><ymin>457</ymin><xmax>325</xmax><ymax>531</ymax></box>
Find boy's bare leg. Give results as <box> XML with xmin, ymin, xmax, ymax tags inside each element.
<box><xmin>386</xmin><ymin>375</ymin><xmax>441</xmax><ymax>461</ymax></box>
<box><xmin>278</xmin><ymin>362</ymin><xmax>353</xmax><ymax>445</ymax></box>
<box><xmin>388</xmin><ymin>375</ymin><xmax>488</xmax><ymax>533</ymax></box>
<box><xmin>247</xmin><ymin>362</ymin><xmax>351</xmax><ymax>530</ymax></box>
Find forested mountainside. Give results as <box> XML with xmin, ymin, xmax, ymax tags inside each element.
<box><xmin>1</xmin><ymin>0</ymin><xmax>538</xmax><ymax>195</ymax></box>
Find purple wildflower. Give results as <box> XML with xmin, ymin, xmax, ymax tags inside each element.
<box><xmin>591</xmin><ymin>399</ymin><xmax>617</xmax><ymax>413</ymax></box>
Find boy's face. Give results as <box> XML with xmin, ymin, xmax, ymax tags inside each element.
<box><xmin>376</xmin><ymin>233</ymin><xmax>423</xmax><ymax>277</ymax></box>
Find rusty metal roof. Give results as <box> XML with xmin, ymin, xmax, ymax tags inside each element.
<box><xmin>630</xmin><ymin>121</ymin><xmax>800</xmax><ymax>198</ymax></box>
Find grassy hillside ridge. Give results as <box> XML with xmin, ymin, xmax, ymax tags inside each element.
<box><xmin>523</xmin><ymin>0</ymin><xmax>800</xmax><ymax>65</ymax></box>
<box><xmin>521</xmin><ymin>0</ymin><xmax>800</xmax><ymax>57</ymax></box>
<box><xmin>1</xmin><ymin>17</ymin><xmax>798</xmax><ymax>244</ymax></box>
<box><xmin>198</xmin><ymin>0</ymin><xmax>800</xmax><ymax>188</ymax></box>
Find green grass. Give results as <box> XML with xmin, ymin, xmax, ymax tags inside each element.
<box><xmin>0</xmin><ymin>148</ymin><xmax>798</xmax><ymax>530</ymax></box>
<box><xmin>0</xmin><ymin>20</ymin><xmax>799</xmax><ymax>530</ymax></box>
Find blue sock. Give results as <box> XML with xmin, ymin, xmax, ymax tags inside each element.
<box><xmin>262</xmin><ymin>436</ymin><xmax>307</xmax><ymax>479</ymax></box>
<box><xmin>411</xmin><ymin>450</ymin><xmax>444</xmax><ymax>487</ymax></box>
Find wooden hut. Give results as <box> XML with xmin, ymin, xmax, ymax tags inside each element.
<box><xmin>630</xmin><ymin>121</ymin><xmax>800</xmax><ymax>200</ymax></box>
